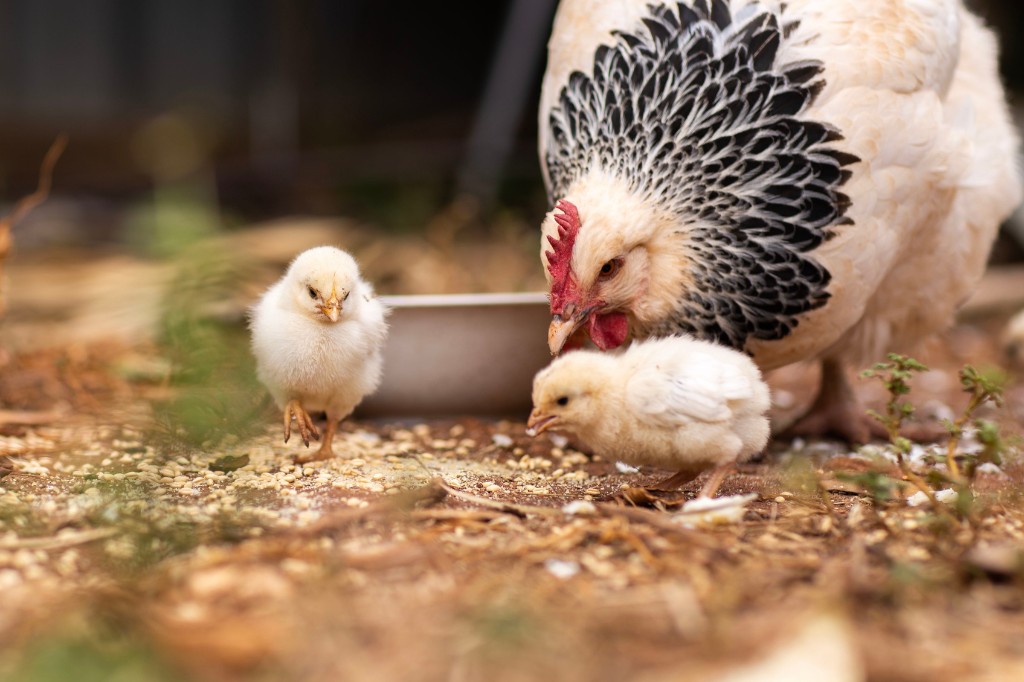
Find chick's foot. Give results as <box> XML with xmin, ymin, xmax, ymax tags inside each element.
<box><xmin>283</xmin><ymin>399</ymin><xmax>320</xmax><ymax>447</ymax></box>
<box><xmin>294</xmin><ymin>418</ymin><xmax>337</xmax><ymax>463</ymax></box>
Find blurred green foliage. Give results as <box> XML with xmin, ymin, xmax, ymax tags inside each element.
<box><xmin>126</xmin><ymin>113</ymin><xmax>270</xmax><ymax>450</ymax></box>
<box><xmin>151</xmin><ymin>243</ymin><xmax>266</xmax><ymax>449</ymax></box>
<box><xmin>6</xmin><ymin>635</ymin><xmax>182</xmax><ymax>682</ymax></box>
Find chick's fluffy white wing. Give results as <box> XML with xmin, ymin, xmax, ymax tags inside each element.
<box><xmin>626</xmin><ymin>352</ymin><xmax>757</xmax><ymax>427</ymax></box>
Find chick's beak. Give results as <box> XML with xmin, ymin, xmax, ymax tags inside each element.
<box><xmin>526</xmin><ymin>409</ymin><xmax>557</xmax><ymax>437</ymax></box>
<box><xmin>321</xmin><ymin>295</ymin><xmax>341</xmax><ymax>322</ymax></box>
<box><xmin>548</xmin><ymin>313</ymin><xmax>583</xmax><ymax>356</ymax></box>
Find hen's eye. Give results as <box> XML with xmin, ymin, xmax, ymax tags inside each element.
<box><xmin>599</xmin><ymin>259</ymin><xmax>621</xmax><ymax>279</ymax></box>
<box><xmin>556</xmin><ymin>396</ymin><xmax>569</xmax><ymax>406</ymax></box>
<box><xmin>308</xmin><ymin>287</ymin><xmax>318</xmax><ymax>299</ymax></box>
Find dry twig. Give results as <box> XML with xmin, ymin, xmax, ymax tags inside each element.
<box><xmin>0</xmin><ymin>527</ymin><xmax>117</xmax><ymax>551</ymax></box>
<box><xmin>0</xmin><ymin>408</ymin><xmax>69</xmax><ymax>426</ymax></box>
<box><xmin>433</xmin><ymin>478</ymin><xmax>561</xmax><ymax>518</ymax></box>
<box><xmin>291</xmin><ymin>482</ymin><xmax>448</xmax><ymax>536</ymax></box>
<box><xmin>0</xmin><ymin>135</ymin><xmax>68</xmax><ymax>316</ymax></box>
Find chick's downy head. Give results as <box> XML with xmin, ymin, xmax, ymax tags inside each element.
<box><xmin>286</xmin><ymin>246</ymin><xmax>360</xmax><ymax>323</ymax></box>
<box><xmin>526</xmin><ymin>352</ymin><xmax>613</xmax><ymax>438</ymax></box>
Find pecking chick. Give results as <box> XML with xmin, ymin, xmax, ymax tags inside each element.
<box><xmin>527</xmin><ymin>336</ymin><xmax>770</xmax><ymax>497</ymax></box>
<box><xmin>249</xmin><ymin>246</ymin><xmax>388</xmax><ymax>463</ymax></box>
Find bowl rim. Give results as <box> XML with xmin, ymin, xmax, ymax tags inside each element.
<box><xmin>379</xmin><ymin>292</ymin><xmax>548</xmax><ymax>308</ymax></box>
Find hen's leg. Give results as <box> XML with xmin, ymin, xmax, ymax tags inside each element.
<box><xmin>283</xmin><ymin>399</ymin><xmax>320</xmax><ymax>446</ymax></box>
<box><xmin>784</xmin><ymin>359</ymin><xmax>874</xmax><ymax>444</ymax></box>
<box><xmin>295</xmin><ymin>415</ymin><xmax>338</xmax><ymax>463</ymax></box>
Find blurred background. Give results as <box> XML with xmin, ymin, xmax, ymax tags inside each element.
<box><xmin>1</xmin><ymin>0</ymin><xmax>1023</xmax><ymax>268</ymax></box>
<box><xmin>2</xmin><ymin>6</ymin><xmax>1024</xmax><ymax>680</ymax></box>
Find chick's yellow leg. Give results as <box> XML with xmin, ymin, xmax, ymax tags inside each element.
<box><xmin>295</xmin><ymin>416</ymin><xmax>338</xmax><ymax>463</ymax></box>
<box><xmin>697</xmin><ymin>463</ymin><xmax>734</xmax><ymax>499</ymax></box>
<box><xmin>649</xmin><ymin>468</ymin><xmax>701</xmax><ymax>492</ymax></box>
<box><xmin>283</xmin><ymin>399</ymin><xmax>320</xmax><ymax>447</ymax></box>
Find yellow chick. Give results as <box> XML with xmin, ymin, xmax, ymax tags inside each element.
<box><xmin>527</xmin><ymin>336</ymin><xmax>770</xmax><ymax>497</ymax></box>
<box><xmin>249</xmin><ymin>246</ymin><xmax>388</xmax><ymax>462</ymax></box>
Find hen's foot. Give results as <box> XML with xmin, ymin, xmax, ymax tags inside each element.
<box><xmin>294</xmin><ymin>417</ymin><xmax>337</xmax><ymax>463</ymax></box>
<box><xmin>780</xmin><ymin>359</ymin><xmax>878</xmax><ymax>444</ymax></box>
<box><xmin>283</xmin><ymin>400</ymin><xmax>320</xmax><ymax>447</ymax></box>
<box><xmin>897</xmin><ymin>421</ymin><xmax>950</xmax><ymax>444</ymax></box>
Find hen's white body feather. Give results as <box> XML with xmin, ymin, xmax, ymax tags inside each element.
<box><xmin>538</xmin><ymin>0</ymin><xmax>1020</xmax><ymax>370</ymax></box>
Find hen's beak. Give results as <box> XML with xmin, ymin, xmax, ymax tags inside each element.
<box><xmin>548</xmin><ymin>314</ymin><xmax>583</xmax><ymax>355</ymax></box>
<box><xmin>321</xmin><ymin>294</ymin><xmax>341</xmax><ymax>322</ymax></box>
<box><xmin>526</xmin><ymin>409</ymin><xmax>558</xmax><ymax>437</ymax></box>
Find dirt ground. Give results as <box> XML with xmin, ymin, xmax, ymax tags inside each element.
<box><xmin>2</xmin><ymin>230</ymin><xmax>1024</xmax><ymax>682</ymax></box>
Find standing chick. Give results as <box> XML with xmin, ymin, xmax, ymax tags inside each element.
<box><xmin>527</xmin><ymin>336</ymin><xmax>770</xmax><ymax>497</ymax></box>
<box><xmin>250</xmin><ymin>246</ymin><xmax>388</xmax><ymax>463</ymax></box>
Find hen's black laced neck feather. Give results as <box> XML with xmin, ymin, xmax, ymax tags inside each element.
<box><xmin>544</xmin><ymin>0</ymin><xmax>856</xmax><ymax>349</ymax></box>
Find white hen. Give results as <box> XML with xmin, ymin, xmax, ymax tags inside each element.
<box><xmin>1003</xmin><ymin>309</ymin><xmax>1024</xmax><ymax>372</ymax></box>
<box><xmin>536</xmin><ymin>0</ymin><xmax>1021</xmax><ymax>442</ymax></box>
<box><xmin>527</xmin><ymin>336</ymin><xmax>770</xmax><ymax>496</ymax></box>
<box><xmin>249</xmin><ymin>246</ymin><xmax>388</xmax><ymax>462</ymax></box>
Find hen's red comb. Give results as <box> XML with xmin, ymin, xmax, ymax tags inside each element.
<box><xmin>546</xmin><ymin>200</ymin><xmax>581</xmax><ymax>315</ymax></box>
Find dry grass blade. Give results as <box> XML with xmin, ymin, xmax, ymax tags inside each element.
<box><xmin>0</xmin><ymin>408</ymin><xmax>69</xmax><ymax>426</ymax></box>
<box><xmin>596</xmin><ymin>503</ymin><xmax>720</xmax><ymax>549</ymax></box>
<box><xmin>0</xmin><ymin>527</ymin><xmax>118</xmax><ymax>551</ymax></box>
<box><xmin>408</xmin><ymin>508</ymin><xmax>512</xmax><ymax>522</ymax></box>
<box><xmin>290</xmin><ymin>482</ymin><xmax>448</xmax><ymax>536</ymax></box>
<box><xmin>433</xmin><ymin>477</ymin><xmax>561</xmax><ymax>517</ymax></box>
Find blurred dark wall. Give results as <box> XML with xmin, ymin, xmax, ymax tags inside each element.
<box><xmin>970</xmin><ymin>0</ymin><xmax>1024</xmax><ymax>89</ymax></box>
<box><xmin>0</xmin><ymin>0</ymin><xmax>1022</xmax><ymax>227</ymax></box>
<box><xmin>0</xmin><ymin>0</ymin><xmax>538</xmax><ymax>218</ymax></box>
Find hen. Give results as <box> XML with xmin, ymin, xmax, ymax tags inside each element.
<box><xmin>537</xmin><ymin>0</ymin><xmax>1021</xmax><ymax>441</ymax></box>
<box><xmin>249</xmin><ymin>246</ymin><xmax>389</xmax><ymax>462</ymax></box>
<box><xmin>527</xmin><ymin>335</ymin><xmax>770</xmax><ymax>496</ymax></box>
<box><xmin>1003</xmin><ymin>309</ymin><xmax>1024</xmax><ymax>371</ymax></box>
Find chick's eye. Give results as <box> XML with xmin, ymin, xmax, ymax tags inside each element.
<box><xmin>556</xmin><ymin>396</ymin><xmax>569</xmax><ymax>406</ymax></box>
<box><xmin>308</xmin><ymin>287</ymin><xmax>318</xmax><ymax>299</ymax></box>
